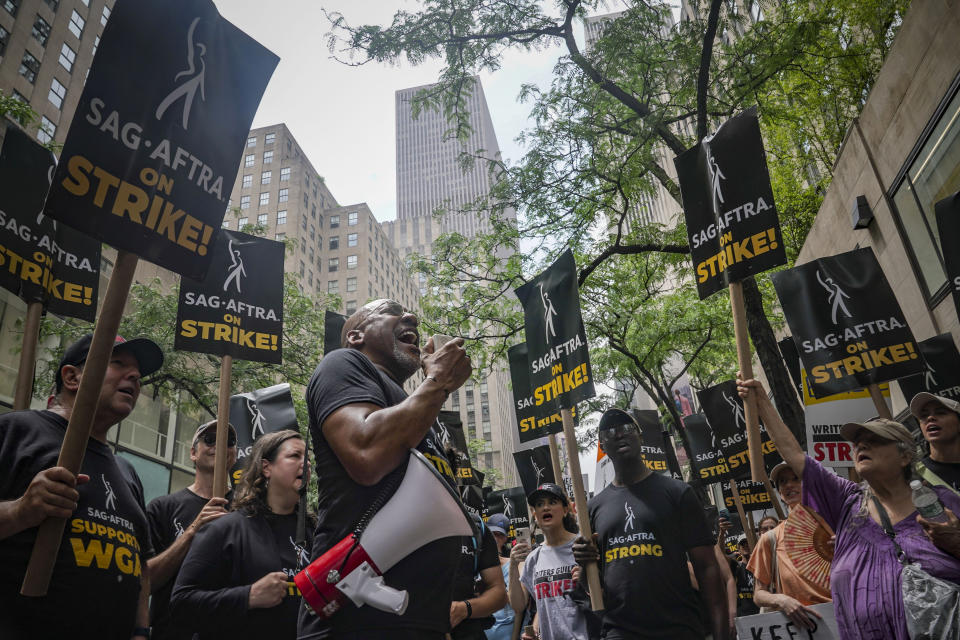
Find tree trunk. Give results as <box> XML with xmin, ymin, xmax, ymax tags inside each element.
<box><xmin>742</xmin><ymin>276</ymin><xmax>806</xmax><ymax>444</ymax></box>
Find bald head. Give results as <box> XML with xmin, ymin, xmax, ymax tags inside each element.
<box><xmin>341</xmin><ymin>299</ymin><xmax>400</xmax><ymax>347</ymax></box>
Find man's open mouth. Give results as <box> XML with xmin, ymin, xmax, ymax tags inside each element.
<box><xmin>397</xmin><ymin>329</ymin><xmax>419</xmax><ymax>346</ymax></box>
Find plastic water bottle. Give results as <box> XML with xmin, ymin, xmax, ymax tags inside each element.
<box><xmin>911</xmin><ymin>480</ymin><xmax>950</xmax><ymax>523</ymax></box>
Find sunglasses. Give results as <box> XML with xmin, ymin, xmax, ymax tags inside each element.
<box><xmin>599</xmin><ymin>423</ymin><xmax>639</xmax><ymax>439</ymax></box>
<box><xmin>200</xmin><ymin>431</ymin><xmax>237</xmax><ymax>448</ymax></box>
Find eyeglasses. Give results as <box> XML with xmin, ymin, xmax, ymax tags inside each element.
<box><xmin>599</xmin><ymin>423</ymin><xmax>639</xmax><ymax>439</ymax></box>
<box><xmin>354</xmin><ymin>300</ymin><xmax>409</xmax><ymax>331</ymax></box>
<box><xmin>200</xmin><ymin>431</ymin><xmax>237</xmax><ymax>448</ymax></box>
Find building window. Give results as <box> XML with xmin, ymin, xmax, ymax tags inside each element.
<box><xmin>329</xmin><ymin>236</ymin><xmax>339</xmax><ymax>250</ymax></box>
<box><xmin>221</xmin><ymin>220</ymin><xmax>231</xmax><ymax>228</ymax></box>
<box><xmin>328</xmin><ymin>280</ymin><xmax>339</xmax><ymax>294</ymax></box>
<box><xmin>0</xmin><ymin>25</ymin><xmax>9</xmax><ymax>56</ymax></box>
<box><xmin>58</xmin><ymin>42</ymin><xmax>75</xmax><ymax>71</ymax></box>
<box><xmin>32</xmin><ymin>15</ymin><xmax>51</xmax><ymax>45</ymax></box>
<box><xmin>100</xmin><ymin>4</ymin><xmax>109</xmax><ymax>26</ymax></box>
<box><xmin>275</xmin><ymin>232</ymin><xmax>285</xmax><ymax>241</ymax></box>
<box><xmin>259</xmin><ymin>192</ymin><xmax>269</xmax><ymax>206</ymax></box>
<box><xmin>68</xmin><ymin>9</ymin><xmax>84</xmax><ymax>38</ymax></box>
<box><xmin>299</xmin><ymin>261</ymin><xmax>305</xmax><ymax>277</ymax></box>
<box><xmin>245</xmin><ymin>154</ymin><xmax>254</xmax><ymax>168</ymax></box>
<box><xmin>257</xmin><ymin>213</ymin><xmax>267</xmax><ymax>225</ymax></box>
<box><xmin>278</xmin><ymin>188</ymin><xmax>288</xmax><ymax>202</ymax></box>
<box><xmin>44</xmin><ymin>0</ymin><xmax>57</xmax><ymax>11</ymax></box>
<box><xmin>261</xmin><ymin>170</ymin><xmax>271</xmax><ymax>185</ymax></box>
<box><xmin>301</xmin><ymin>216</ymin><xmax>307</xmax><ymax>229</ymax></box>
<box><xmin>347</xmin><ymin>255</ymin><xmax>358</xmax><ymax>269</ymax></box>
<box><xmin>242</xmin><ymin>174</ymin><xmax>252</xmax><ymax>188</ymax></box>
<box><xmin>345</xmin><ymin>300</ymin><xmax>357</xmax><ymax>314</ymax></box>
<box><xmin>308</xmin><ymin>247</ymin><xmax>314</xmax><ymax>262</ymax></box>
<box><xmin>240</xmin><ymin>195</ymin><xmax>250</xmax><ymax>209</ymax></box>
<box><xmin>3</xmin><ymin>0</ymin><xmax>19</xmax><ymax>18</ymax></box>
<box><xmin>263</xmin><ymin>150</ymin><xmax>273</xmax><ymax>164</ymax></box>
<box><xmin>37</xmin><ymin>116</ymin><xmax>55</xmax><ymax>144</ymax></box>
<box><xmin>348</xmin><ymin>211</ymin><xmax>358</xmax><ymax>226</ymax></box>
<box><xmin>19</xmin><ymin>51</ymin><xmax>40</xmax><ymax>84</ymax></box>
<box><xmin>347</xmin><ymin>233</ymin><xmax>358</xmax><ymax>247</ymax></box>
<box><xmin>330</xmin><ymin>215</ymin><xmax>340</xmax><ymax>228</ymax></box>
<box><xmin>276</xmin><ymin>210</ymin><xmax>287</xmax><ymax>225</ymax></box>
<box><xmin>280</xmin><ymin>167</ymin><xmax>291</xmax><ymax>181</ymax></box>
<box><xmin>247</xmin><ymin>136</ymin><xmax>256</xmax><ymax>147</ymax></box>
<box><xmin>328</xmin><ymin>258</ymin><xmax>339</xmax><ymax>272</ymax></box>
<box><xmin>238</xmin><ymin>217</ymin><xmax>248</xmax><ymax>227</ymax></box>
<box><xmin>48</xmin><ymin>78</ymin><xmax>66</xmax><ymax>109</ymax></box>
<box><xmin>890</xmin><ymin>86</ymin><xmax>960</xmax><ymax>300</ymax></box>
<box><xmin>265</xmin><ymin>132</ymin><xmax>276</xmax><ymax>144</ymax></box>
<box><xmin>309</xmin><ymin>225</ymin><xmax>315</xmax><ymax>240</ymax></box>
<box><xmin>346</xmin><ymin>277</ymin><xmax>357</xmax><ymax>292</ymax></box>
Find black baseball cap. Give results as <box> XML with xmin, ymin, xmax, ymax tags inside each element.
<box><xmin>598</xmin><ymin>408</ymin><xmax>639</xmax><ymax>433</ymax></box>
<box><xmin>527</xmin><ymin>482</ymin><xmax>569</xmax><ymax>506</ymax></box>
<box><xmin>55</xmin><ymin>334</ymin><xmax>164</xmax><ymax>392</ymax></box>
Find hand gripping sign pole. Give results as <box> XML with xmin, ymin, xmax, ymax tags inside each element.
<box><xmin>21</xmin><ymin>251</ymin><xmax>140</xmax><ymax>596</ymax></box>
<box><xmin>13</xmin><ymin>302</ymin><xmax>44</xmax><ymax>410</ymax></box>
<box><xmin>213</xmin><ymin>356</ymin><xmax>233</xmax><ymax>498</ymax></box>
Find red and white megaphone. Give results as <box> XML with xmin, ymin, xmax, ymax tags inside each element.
<box><xmin>295</xmin><ymin>448</ymin><xmax>475</xmax><ymax>619</ymax></box>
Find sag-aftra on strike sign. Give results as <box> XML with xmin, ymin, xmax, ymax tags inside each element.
<box><xmin>41</xmin><ymin>0</ymin><xmax>277</xmax><ymax>280</ymax></box>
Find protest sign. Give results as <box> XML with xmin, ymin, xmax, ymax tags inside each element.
<box><xmin>771</xmin><ymin>248</ymin><xmax>924</xmax><ymax>398</ymax></box>
<box><xmin>0</xmin><ymin>125</ymin><xmax>101</xmax><ymax>321</ymax></box>
<box><xmin>722</xmin><ymin>478</ymin><xmax>774</xmax><ymax>512</ymax></box>
<box><xmin>434</xmin><ymin>411</ymin><xmax>481</xmax><ymax>486</ymax></box>
<box><xmin>460</xmin><ymin>484</ymin><xmax>487</xmax><ymax>518</ymax></box>
<box><xmin>508</xmin><ymin>342</ymin><xmax>574</xmax><ymax>442</ymax></box>
<box><xmin>630</xmin><ymin>410</ymin><xmax>681</xmax><ymax>479</ymax></box>
<box><xmin>673</xmin><ymin>107</ymin><xmax>787</xmax><ymax>300</ymax></box>
<box><xmin>41</xmin><ymin>0</ymin><xmax>278</xmax><ymax>280</ymax></box>
<box><xmin>936</xmin><ymin>191</ymin><xmax>960</xmax><ymax>322</ymax></box>
<box><xmin>778</xmin><ymin>335</ymin><xmax>804</xmax><ymax>398</ymax></box>
<box><xmin>803</xmin><ymin>372</ymin><xmax>890</xmax><ymax>468</ymax></box>
<box><xmin>898</xmin><ymin>333</ymin><xmax>960</xmax><ymax>405</ymax></box>
<box><xmin>684</xmin><ymin>413</ymin><xmax>739</xmax><ymax>483</ymax></box>
<box><xmin>735</xmin><ymin>603</ymin><xmax>840</xmax><ymax>640</ymax></box>
<box><xmin>486</xmin><ymin>487</ymin><xmax>530</xmax><ymax>538</ymax></box>
<box><xmin>323</xmin><ymin>310</ymin><xmax>347</xmax><ymax>355</ymax></box>
<box><xmin>175</xmin><ymin>229</ymin><xmax>284</xmax><ymax>363</ymax></box>
<box><xmin>513</xmin><ymin>446</ymin><xmax>556</xmax><ymax>495</ymax></box>
<box><xmin>514</xmin><ymin>249</ymin><xmax>595</xmax><ymax>411</ymax></box>
<box><xmin>229</xmin><ymin>383</ymin><xmax>298</xmax><ymax>482</ymax></box>
<box><xmin>697</xmin><ymin>380</ymin><xmax>782</xmax><ymax>472</ymax></box>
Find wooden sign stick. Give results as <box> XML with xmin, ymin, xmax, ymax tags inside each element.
<box><xmin>13</xmin><ymin>301</ymin><xmax>44</xmax><ymax>410</ymax></box>
<box><xmin>867</xmin><ymin>384</ymin><xmax>892</xmax><ymax>419</ymax></box>
<box><xmin>547</xmin><ymin>433</ymin><xmax>563</xmax><ymax>486</ymax></box>
<box><xmin>762</xmin><ymin>475</ymin><xmax>786</xmax><ymax>519</ymax></box>
<box><xmin>21</xmin><ymin>250</ymin><xmax>139</xmax><ymax>596</ymax></box>
<box><xmin>729</xmin><ymin>479</ymin><xmax>756</xmax><ymax>550</ymax></box>
<box><xmin>213</xmin><ymin>355</ymin><xmax>233</xmax><ymax>499</ymax></box>
<box><xmin>560</xmin><ymin>407</ymin><xmax>604</xmax><ymax>611</ymax></box>
<box><xmin>729</xmin><ymin>282</ymin><xmax>765</xmax><ymax>483</ymax></box>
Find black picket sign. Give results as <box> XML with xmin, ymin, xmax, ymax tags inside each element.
<box><xmin>513</xmin><ymin>446</ymin><xmax>557</xmax><ymax>496</ymax></box>
<box><xmin>0</xmin><ymin>125</ymin><xmax>101</xmax><ymax>321</ymax></box>
<box><xmin>697</xmin><ymin>380</ymin><xmax>782</xmax><ymax>473</ymax></box>
<box><xmin>935</xmin><ymin>191</ymin><xmax>960</xmax><ymax>322</ymax></box>
<box><xmin>508</xmin><ymin>342</ymin><xmax>567</xmax><ymax>443</ymax></box>
<box><xmin>41</xmin><ymin>0</ymin><xmax>278</xmax><ymax>280</ymax></box>
<box><xmin>674</xmin><ymin>107</ymin><xmax>787</xmax><ymax>299</ymax></box>
<box><xmin>486</xmin><ymin>487</ymin><xmax>530</xmax><ymax>537</ymax></box>
<box><xmin>514</xmin><ymin>249</ymin><xmax>595</xmax><ymax>411</ymax></box>
<box><xmin>175</xmin><ymin>229</ymin><xmax>284</xmax><ymax>363</ymax></box>
<box><xmin>684</xmin><ymin>413</ymin><xmax>739</xmax><ymax>484</ymax></box>
<box><xmin>630</xmin><ymin>410</ymin><xmax>681</xmax><ymax>479</ymax></box>
<box><xmin>460</xmin><ymin>484</ymin><xmax>487</xmax><ymax>518</ymax></box>
<box><xmin>434</xmin><ymin>411</ymin><xmax>481</xmax><ymax>487</ymax></box>
<box><xmin>229</xmin><ymin>383</ymin><xmax>298</xmax><ymax>483</ymax></box>
<box><xmin>778</xmin><ymin>336</ymin><xmax>804</xmax><ymax>399</ymax></box>
<box><xmin>323</xmin><ymin>310</ymin><xmax>347</xmax><ymax>355</ymax></box>
<box><xmin>771</xmin><ymin>248</ymin><xmax>924</xmax><ymax>398</ymax></box>
<box><xmin>898</xmin><ymin>334</ymin><xmax>960</xmax><ymax>405</ymax></box>
<box><xmin>721</xmin><ymin>478</ymin><xmax>775</xmax><ymax>512</ymax></box>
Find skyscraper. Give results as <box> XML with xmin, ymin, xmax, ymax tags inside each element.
<box><xmin>385</xmin><ymin>78</ymin><xmax>520</xmax><ymax>488</ymax></box>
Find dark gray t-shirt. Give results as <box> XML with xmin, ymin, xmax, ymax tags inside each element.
<box><xmin>520</xmin><ymin>539</ymin><xmax>588</xmax><ymax>640</ymax></box>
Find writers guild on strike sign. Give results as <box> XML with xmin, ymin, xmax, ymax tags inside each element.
<box><xmin>514</xmin><ymin>249</ymin><xmax>596</xmax><ymax>412</ymax></box>
<box><xmin>40</xmin><ymin>0</ymin><xmax>277</xmax><ymax>280</ymax></box>
<box><xmin>0</xmin><ymin>125</ymin><xmax>101</xmax><ymax>322</ymax></box>
<box><xmin>175</xmin><ymin>229</ymin><xmax>284</xmax><ymax>363</ymax></box>
<box><xmin>772</xmin><ymin>248</ymin><xmax>925</xmax><ymax>399</ymax></box>
<box><xmin>674</xmin><ymin>107</ymin><xmax>787</xmax><ymax>299</ymax></box>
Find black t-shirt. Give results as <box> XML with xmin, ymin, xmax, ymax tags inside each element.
<box><xmin>147</xmin><ymin>487</ymin><xmax>210</xmax><ymax>640</ymax></box>
<box><xmin>0</xmin><ymin>410</ymin><xmax>152</xmax><ymax>640</ymax></box>
<box><xmin>298</xmin><ymin>349</ymin><xmax>460</xmax><ymax>638</ymax></box>
<box><xmin>922</xmin><ymin>456</ymin><xmax>960</xmax><ymax>492</ymax></box>
<box><xmin>732</xmin><ymin>558</ymin><xmax>758</xmax><ymax>616</ymax></box>
<box><xmin>171</xmin><ymin>509</ymin><xmax>308</xmax><ymax>639</ymax></box>
<box><xmin>450</xmin><ymin>521</ymin><xmax>500</xmax><ymax>639</ymax></box>
<box><xmin>588</xmin><ymin>473</ymin><xmax>714</xmax><ymax>640</ymax></box>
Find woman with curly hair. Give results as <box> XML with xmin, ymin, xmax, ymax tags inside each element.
<box><xmin>172</xmin><ymin>430</ymin><xmax>312</xmax><ymax>639</ymax></box>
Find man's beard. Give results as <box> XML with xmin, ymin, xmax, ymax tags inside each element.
<box><xmin>391</xmin><ymin>342</ymin><xmax>420</xmax><ymax>381</ymax></box>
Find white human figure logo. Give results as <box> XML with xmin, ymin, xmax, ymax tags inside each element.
<box><xmin>816</xmin><ymin>270</ymin><xmax>852</xmax><ymax>325</ymax></box>
<box><xmin>37</xmin><ymin>164</ymin><xmax>56</xmax><ymax>228</ymax></box>
<box><xmin>723</xmin><ymin>391</ymin><xmax>745</xmax><ymax>430</ymax></box>
<box><xmin>924</xmin><ymin>362</ymin><xmax>937</xmax><ymax>390</ymax></box>
<box><xmin>290</xmin><ymin>536</ymin><xmax>310</xmax><ymax>568</ymax></box>
<box><xmin>223</xmin><ymin>238</ymin><xmax>247</xmax><ymax>294</ymax></box>
<box><xmin>247</xmin><ymin>397</ymin><xmax>264</xmax><ymax>441</ymax></box>
<box><xmin>155</xmin><ymin>17</ymin><xmax>206</xmax><ymax>129</ymax></box>
<box><xmin>707</xmin><ymin>148</ymin><xmax>726</xmax><ymax>213</ymax></box>
<box><xmin>539</xmin><ymin>283</ymin><xmax>558</xmax><ymax>343</ymax></box>
<box><xmin>103</xmin><ymin>474</ymin><xmax>117</xmax><ymax>511</ymax></box>
<box><xmin>503</xmin><ymin>494</ymin><xmax>513</xmax><ymax>519</ymax></box>
<box><xmin>624</xmin><ymin>502</ymin><xmax>636</xmax><ymax>532</ymax></box>
<box><xmin>531</xmin><ymin>459</ymin><xmax>545</xmax><ymax>485</ymax></box>
<box><xmin>173</xmin><ymin>518</ymin><xmax>185</xmax><ymax>538</ymax></box>
<box><xmin>435</xmin><ymin>418</ymin><xmax>451</xmax><ymax>449</ymax></box>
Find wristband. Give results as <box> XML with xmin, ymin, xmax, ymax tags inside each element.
<box><xmin>132</xmin><ymin>628</ymin><xmax>150</xmax><ymax>639</ymax></box>
<box><xmin>462</xmin><ymin>599</ymin><xmax>472</xmax><ymax>618</ymax></box>
<box><xmin>425</xmin><ymin>375</ymin><xmax>449</xmax><ymax>398</ymax></box>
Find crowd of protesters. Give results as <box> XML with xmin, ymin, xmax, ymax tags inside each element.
<box><xmin>1</xmin><ymin>300</ymin><xmax>960</xmax><ymax>639</ymax></box>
